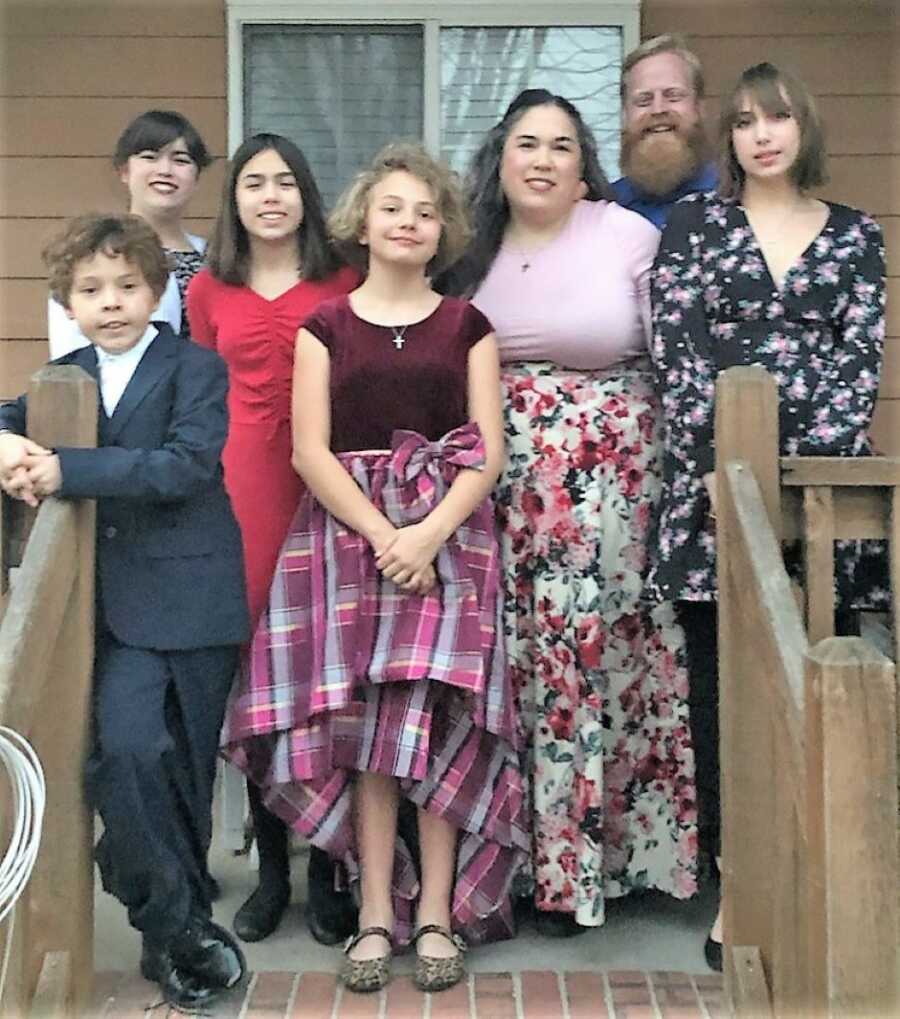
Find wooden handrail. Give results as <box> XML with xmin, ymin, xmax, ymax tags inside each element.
<box><xmin>718</xmin><ymin>455</ymin><xmax>807</xmax><ymax>998</ymax></box>
<box><xmin>716</xmin><ymin>365</ymin><xmax>900</xmax><ymax>1017</ymax></box>
<box><xmin>0</xmin><ymin>501</ymin><xmax>79</xmax><ymax>730</ymax></box>
<box><xmin>781</xmin><ymin>455</ymin><xmax>900</xmax><ymax>487</ymax></box>
<box><xmin>0</xmin><ymin>366</ymin><xmax>97</xmax><ymax>1018</ymax></box>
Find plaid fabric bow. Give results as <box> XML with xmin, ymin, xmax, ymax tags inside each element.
<box><xmin>376</xmin><ymin>422</ymin><xmax>485</xmax><ymax>527</ymax></box>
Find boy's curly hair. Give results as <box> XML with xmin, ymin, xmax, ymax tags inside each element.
<box><xmin>43</xmin><ymin>213</ymin><xmax>169</xmax><ymax>308</ymax></box>
<box><xmin>328</xmin><ymin>142</ymin><xmax>471</xmax><ymax>275</ymax></box>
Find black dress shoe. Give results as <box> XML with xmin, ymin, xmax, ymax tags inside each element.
<box><xmin>140</xmin><ymin>943</ymin><xmax>217</xmax><ymax>1014</ymax></box>
<box><xmin>233</xmin><ymin>880</ymin><xmax>291</xmax><ymax>942</ymax></box>
<box><xmin>170</xmin><ymin>916</ymin><xmax>246</xmax><ymax>989</ymax></box>
<box><xmin>704</xmin><ymin>935</ymin><xmax>723</xmax><ymax>972</ymax></box>
<box><xmin>535</xmin><ymin>911</ymin><xmax>586</xmax><ymax>938</ymax></box>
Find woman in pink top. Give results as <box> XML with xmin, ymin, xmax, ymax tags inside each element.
<box><xmin>439</xmin><ymin>90</ymin><xmax>697</xmax><ymax>936</ymax></box>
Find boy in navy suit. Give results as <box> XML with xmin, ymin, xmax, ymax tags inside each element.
<box><xmin>0</xmin><ymin>214</ymin><xmax>250</xmax><ymax>1012</ymax></box>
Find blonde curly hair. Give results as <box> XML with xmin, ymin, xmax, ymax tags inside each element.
<box><xmin>329</xmin><ymin>142</ymin><xmax>471</xmax><ymax>274</ymax></box>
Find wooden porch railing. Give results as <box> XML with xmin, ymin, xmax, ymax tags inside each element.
<box><xmin>0</xmin><ymin>367</ymin><xmax>97</xmax><ymax>1018</ymax></box>
<box><xmin>716</xmin><ymin>366</ymin><xmax>899</xmax><ymax>1017</ymax></box>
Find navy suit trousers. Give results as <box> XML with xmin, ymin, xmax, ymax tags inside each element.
<box><xmin>85</xmin><ymin>629</ymin><xmax>238</xmax><ymax>941</ymax></box>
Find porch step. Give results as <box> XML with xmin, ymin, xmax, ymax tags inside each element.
<box><xmin>91</xmin><ymin>969</ymin><xmax>725</xmax><ymax>1018</ymax></box>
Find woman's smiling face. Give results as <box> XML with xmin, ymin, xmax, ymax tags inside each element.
<box><xmin>119</xmin><ymin>136</ymin><xmax>199</xmax><ymax>218</ymax></box>
<box><xmin>499</xmin><ymin>104</ymin><xmax>585</xmax><ymax>224</ymax></box>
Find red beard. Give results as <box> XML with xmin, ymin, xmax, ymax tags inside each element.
<box><xmin>621</xmin><ymin>113</ymin><xmax>708</xmax><ymax>197</ymax></box>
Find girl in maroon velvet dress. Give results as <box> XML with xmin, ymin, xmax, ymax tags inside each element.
<box><xmin>187</xmin><ymin>133</ymin><xmax>357</xmax><ymax>945</ymax></box>
<box><xmin>223</xmin><ymin>144</ymin><xmax>527</xmax><ymax>995</ymax></box>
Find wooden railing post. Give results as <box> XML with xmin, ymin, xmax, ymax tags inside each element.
<box><xmin>716</xmin><ymin>366</ymin><xmax>782</xmax><ymax>541</ymax></box>
<box><xmin>804</xmin><ymin>637</ymin><xmax>898</xmax><ymax>1015</ymax></box>
<box><xmin>715</xmin><ymin>367</ymin><xmax>781</xmax><ymax>997</ymax></box>
<box><xmin>716</xmin><ymin>365</ymin><xmax>900</xmax><ymax>1015</ymax></box>
<box><xmin>18</xmin><ymin>366</ymin><xmax>97</xmax><ymax>1016</ymax></box>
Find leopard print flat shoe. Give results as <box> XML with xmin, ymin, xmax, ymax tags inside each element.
<box><xmin>340</xmin><ymin>926</ymin><xmax>393</xmax><ymax>993</ymax></box>
<box><xmin>412</xmin><ymin>924</ymin><xmax>467</xmax><ymax>993</ymax></box>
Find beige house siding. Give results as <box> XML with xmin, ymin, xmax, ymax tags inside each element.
<box><xmin>0</xmin><ymin>0</ymin><xmax>228</xmax><ymax>397</ymax></box>
<box><xmin>1</xmin><ymin>1</ymin><xmax>896</xmax><ymax>450</ymax></box>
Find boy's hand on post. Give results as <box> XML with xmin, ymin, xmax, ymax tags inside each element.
<box><xmin>0</xmin><ymin>465</ymin><xmax>41</xmax><ymax>507</ymax></box>
<box><xmin>0</xmin><ymin>433</ymin><xmax>51</xmax><ymax>479</ymax></box>
<box><xmin>24</xmin><ymin>453</ymin><xmax>62</xmax><ymax>498</ymax></box>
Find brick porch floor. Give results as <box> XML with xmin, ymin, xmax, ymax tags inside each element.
<box><xmin>91</xmin><ymin>969</ymin><xmax>725</xmax><ymax>1018</ymax></box>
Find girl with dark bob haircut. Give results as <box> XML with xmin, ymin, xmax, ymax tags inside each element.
<box><xmin>204</xmin><ymin>133</ymin><xmax>340</xmax><ymax>284</ymax></box>
<box><xmin>437</xmin><ymin>88</ymin><xmax>612</xmax><ymax>297</ymax></box>
<box><xmin>717</xmin><ymin>61</ymin><xmax>827</xmax><ymax>198</ymax></box>
<box><xmin>188</xmin><ymin>132</ymin><xmax>357</xmax><ymax>948</ymax></box>
<box><xmin>48</xmin><ymin>109</ymin><xmax>212</xmax><ymax>356</ymax></box>
<box><xmin>113</xmin><ymin>109</ymin><xmax>212</xmax><ymax>172</ymax></box>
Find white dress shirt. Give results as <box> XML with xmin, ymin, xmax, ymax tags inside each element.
<box><xmin>95</xmin><ymin>325</ymin><xmax>158</xmax><ymax>417</ymax></box>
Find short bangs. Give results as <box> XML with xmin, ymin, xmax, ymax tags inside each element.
<box><xmin>113</xmin><ymin>110</ymin><xmax>211</xmax><ymax>171</ymax></box>
<box><xmin>717</xmin><ymin>62</ymin><xmax>827</xmax><ymax>198</ymax></box>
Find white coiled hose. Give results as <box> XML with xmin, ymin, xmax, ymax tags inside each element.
<box><xmin>0</xmin><ymin>727</ymin><xmax>46</xmax><ymax>1000</ymax></box>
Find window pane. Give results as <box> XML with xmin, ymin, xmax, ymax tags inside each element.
<box><xmin>243</xmin><ymin>24</ymin><xmax>424</xmax><ymax>206</ymax></box>
<box><xmin>440</xmin><ymin>26</ymin><xmax>622</xmax><ymax>179</ymax></box>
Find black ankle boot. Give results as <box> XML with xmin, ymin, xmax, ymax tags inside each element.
<box><xmin>233</xmin><ymin>878</ymin><xmax>291</xmax><ymax>942</ymax></box>
<box><xmin>306</xmin><ymin>846</ymin><xmax>357</xmax><ymax>946</ymax></box>
<box><xmin>235</xmin><ymin>784</ymin><xmax>292</xmax><ymax>942</ymax></box>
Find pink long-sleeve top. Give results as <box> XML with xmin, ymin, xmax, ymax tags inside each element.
<box><xmin>473</xmin><ymin>199</ymin><xmax>660</xmax><ymax>370</ymax></box>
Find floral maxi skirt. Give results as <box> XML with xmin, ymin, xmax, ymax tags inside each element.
<box><xmin>498</xmin><ymin>360</ymin><xmax>698</xmax><ymax>926</ymax></box>
<box><xmin>223</xmin><ymin>423</ymin><xmax>528</xmax><ymax>945</ymax></box>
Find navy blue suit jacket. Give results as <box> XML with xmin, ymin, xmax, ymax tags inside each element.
<box><xmin>0</xmin><ymin>324</ymin><xmax>250</xmax><ymax>651</ymax></box>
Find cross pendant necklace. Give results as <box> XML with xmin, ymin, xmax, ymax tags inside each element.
<box><xmin>390</xmin><ymin>325</ymin><xmax>409</xmax><ymax>350</ymax></box>
<box><xmin>507</xmin><ymin>240</ymin><xmax>534</xmax><ymax>272</ymax></box>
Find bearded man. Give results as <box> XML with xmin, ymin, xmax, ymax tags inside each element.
<box><xmin>612</xmin><ymin>35</ymin><xmax>717</xmax><ymax>229</ymax></box>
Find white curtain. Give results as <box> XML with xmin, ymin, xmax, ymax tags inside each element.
<box><xmin>243</xmin><ymin>23</ymin><xmax>622</xmax><ymax>205</ymax></box>
<box><xmin>440</xmin><ymin>26</ymin><xmax>622</xmax><ymax>179</ymax></box>
<box><xmin>244</xmin><ymin>24</ymin><xmax>424</xmax><ymax>207</ymax></box>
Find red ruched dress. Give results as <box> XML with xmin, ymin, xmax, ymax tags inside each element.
<box><xmin>187</xmin><ymin>268</ymin><xmax>357</xmax><ymax>623</ymax></box>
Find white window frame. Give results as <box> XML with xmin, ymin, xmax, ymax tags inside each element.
<box><xmin>226</xmin><ymin>1</ymin><xmax>641</xmax><ymax>156</ymax></box>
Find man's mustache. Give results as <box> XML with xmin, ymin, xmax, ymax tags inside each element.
<box><xmin>633</xmin><ymin>113</ymin><xmax>684</xmax><ymax>137</ymax></box>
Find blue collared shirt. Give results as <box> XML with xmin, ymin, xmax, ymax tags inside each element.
<box><xmin>611</xmin><ymin>164</ymin><xmax>718</xmax><ymax>230</ymax></box>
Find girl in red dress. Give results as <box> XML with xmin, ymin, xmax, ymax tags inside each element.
<box><xmin>187</xmin><ymin>133</ymin><xmax>357</xmax><ymax>945</ymax></box>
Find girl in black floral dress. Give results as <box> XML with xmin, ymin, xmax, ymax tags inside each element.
<box><xmin>649</xmin><ymin>62</ymin><xmax>885</xmax><ymax>971</ymax></box>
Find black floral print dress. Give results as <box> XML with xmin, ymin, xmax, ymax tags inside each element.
<box><xmin>649</xmin><ymin>192</ymin><xmax>886</xmax><ymax>604</ymax></box>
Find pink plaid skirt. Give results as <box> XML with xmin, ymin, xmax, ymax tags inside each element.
<box><xmin>223</xmin><ymin>423</ymin><xmax>528</xmax><ymax>945</ymax></box>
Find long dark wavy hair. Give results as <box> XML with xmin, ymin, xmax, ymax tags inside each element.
<box><xmin>205</xmin><ymin>133</ymin><xmax>341</xmax><ymax>285</ymax></box>
<box><xmin>436</xmin><ymin>89</ymin><xmax>612</xmax><ymax>297</ymax></box>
